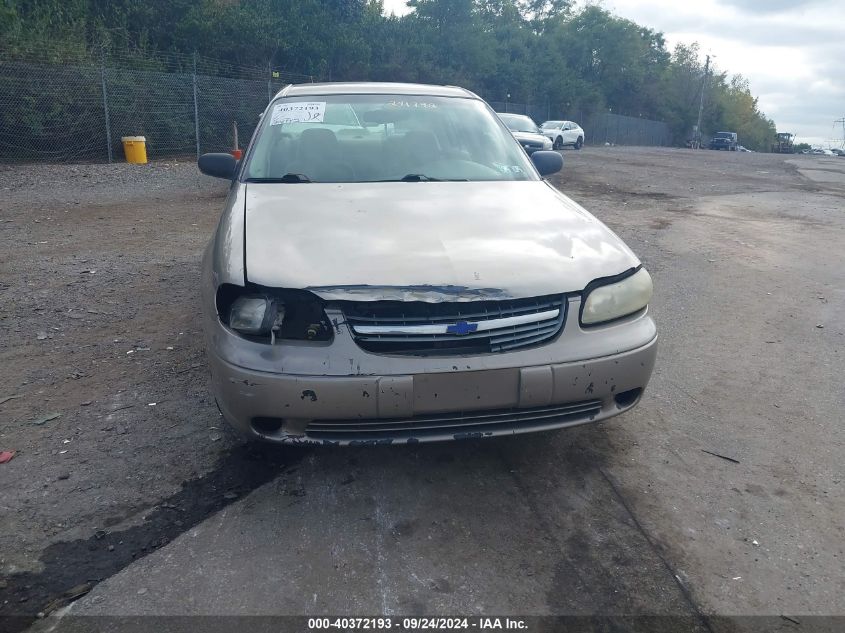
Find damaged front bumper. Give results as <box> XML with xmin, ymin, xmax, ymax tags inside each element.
<box><xmin>205</xmin><ymin>297</ymin><xmax>658</xmax><ymax>445</ymax></box>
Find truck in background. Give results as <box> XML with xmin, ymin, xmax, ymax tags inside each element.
<box><xmin>710</xmin><ymin>131</ymin><xmax>738</xmax><ymax>151</ymax></box>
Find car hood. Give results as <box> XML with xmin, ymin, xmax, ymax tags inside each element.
<box><xmin>243</xmin><ymin>181</ymin><xmax>640</xmax><ymax>302</ymax></box>
<box><xmin>511</xmin><ymin>131</ymin><xmax>549</xmax><ymax>144</ymax></box>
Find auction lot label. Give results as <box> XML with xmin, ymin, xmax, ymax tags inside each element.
<box><xmin>270</xmin><ymin>101</ymin><xmax>326</xmax><ymax>125</ymax></box>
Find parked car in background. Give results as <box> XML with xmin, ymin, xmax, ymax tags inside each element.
<box><xmin>829</xmin><ymin>148</ymin><xmax>845</xmax><ymax>157</ymax></box>
<box><xmin>709</xmin><ymin>132</ymin><xmax>738</xmax><ymax>151</ymax></box>
<box><xmin>540</xmin><ymin>120</ymin><xmax>585</xmax><ymax>150</ymax></box>
<box><xmin>810</xmin><ymin>148</ymin><xmax>835</xmax><ymax>156</ymax></box>
<box><xmin>737</xmin><ymin>145</ymin><xmax>753</xmax><ymax>152</ymax></box>
<box><xmin>197</xmin><ymin>82</ymin><xmax>657</xmax><ymax>445</ymax></box>
<box><xmin>497</xmin><ymin>113</ymin><xmax>553</xmax><ymax>154</ymax></box>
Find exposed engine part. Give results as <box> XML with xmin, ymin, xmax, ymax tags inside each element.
<box><xmin>216</xmin><ymin>284</ymin><xmax>332</xmax><ymax>344</ymax></box>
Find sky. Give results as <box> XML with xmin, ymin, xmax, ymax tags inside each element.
<box><xmin>381</xmin><ymin>0</ymin><xmax>845</xmax><ymax>147</ymax></box>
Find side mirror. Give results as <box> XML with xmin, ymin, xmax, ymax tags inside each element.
<box><xmin>531</xmin><ymin>150</ymin><xmax>563</xmax><ymax>177</ymax></box>
<box><xmin>198</xmin><ymin>152</ymin><xmax>237</xmax><ymax>179</ymax></box>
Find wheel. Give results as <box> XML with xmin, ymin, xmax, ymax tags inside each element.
<box><xmin>553</xmin><ymin>136</ymin><xmax>563</xmax><ymax>150</ymax></box>
<box><xmin>575</xmin><ymin>137</ymin><xmax>583</xmax><ymax>150</ymax></box>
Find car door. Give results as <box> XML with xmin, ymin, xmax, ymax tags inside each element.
<box><xmin>563</xmin><ymin>122</ymin><xmax>577</xmax><ymax>145</ymax></box>
<box><xmin>559</xmin><ymin>122</ymin><xmax>571</xmax><ymax>144</ymax></box>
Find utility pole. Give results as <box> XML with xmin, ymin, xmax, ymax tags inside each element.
<box><xmin>694</xmin><ymin>54</ymin><xmax>710</xmax><ymax>149</ymax></box>
<box><xmin>836</xmin><ymin>117</ymin><xmax>845</xmax><ymax>148</ymax></box>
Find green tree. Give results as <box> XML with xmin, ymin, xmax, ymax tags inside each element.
<box><xmin>0</xmin><ymin>0</ymin><xmax>780</xmax><ymax>152</ymax></box>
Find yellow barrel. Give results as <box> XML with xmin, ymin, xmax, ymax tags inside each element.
<box><xmin>121</xmin><ymin>136</ymin><xmax>148</xmax><ymax>164</ymax></box>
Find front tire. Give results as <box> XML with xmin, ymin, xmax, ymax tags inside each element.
<box><xmin>553</xmin><ymin>136</ymin><xmax>563</xmax><ymax>150</ymax></box>
<box><xmin>575</xmin><ymin>137</ymin><xmax>583</xmax><ymax>150</ymax></box>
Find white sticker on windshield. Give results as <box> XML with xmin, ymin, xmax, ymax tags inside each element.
<box><xmin>270</xmin><ymin>102</ymin><xmax>326</xmax><ymax>125</ymax></box>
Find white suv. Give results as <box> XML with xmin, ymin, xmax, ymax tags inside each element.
<box><xmin>540</xmin><ymin>120</ymin><xmax>585</xmax><ymax>150</ymax></box>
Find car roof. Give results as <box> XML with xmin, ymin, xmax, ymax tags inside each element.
<box><xmin>275</xmin><ymin>82</ymin><xmax>479</xmax><ymax>99</ymax></box>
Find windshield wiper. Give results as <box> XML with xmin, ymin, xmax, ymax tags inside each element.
<box><xmin>246</xmin><ymin>173</ymin><xmax>311</xmax><ymax>183</ymax></box>
<box><xmin>378</xmin><ymin>174</ymin><xmax>468</xmax><ymax>182</ymax></box>
<box><xmin>398</xmin><ymin>174</ymin><xmax>440</xmax><ymax>182</ymax></box>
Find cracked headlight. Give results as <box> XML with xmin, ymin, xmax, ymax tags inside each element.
<box><xmin>581</xmin><ymin>268</ymin><xmax>653</xmax><ymax>326</ymax></box>
<box><xmin>229</xmin><ymin>295</ymin><xmax>278</xmax><ymax>335</ymax></box>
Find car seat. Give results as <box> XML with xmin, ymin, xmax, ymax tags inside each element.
<box><xmin>397</xmin><ymin>130</ymin><xmax>442</xmax><ymax>175</ymax></box>
<box><xmin>296</xmin><ymin>128</ymin><xmax>354</xmax><ymax>182</ymax></box>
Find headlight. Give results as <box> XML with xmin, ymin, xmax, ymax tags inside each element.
<box><xmin>543</xmin><ymin>137</ymin><xmax>553</xmax><ymax>149</ymax></box>
<box><xmin>229</xmin><ymin>295</ymin><xmax>278</xmax><ymax>335</ymax></box>
<box><xmin>581</xmin><ymin>268</ymin><xmax>653</xmax><ymax>326</ymax></box>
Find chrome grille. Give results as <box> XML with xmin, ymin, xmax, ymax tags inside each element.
<box><xmin>306</xmin><ymin>400</ymin><xmax>602</xmax><ymax>442</ymax></box>
<box><xmin>342</xmin><ymin>295</ymin><xmax>566</xmax><ymax>355</ymax></box>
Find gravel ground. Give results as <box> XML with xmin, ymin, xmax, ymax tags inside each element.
<box><xmin>0</xmin><ymin>162</ymin><xmax>241</xmax><ymax>597</ymax></box>
<box><xmin>1</xmin><ymin>148</ymin><xmax>843</xmax><ymax>630</ymax></box>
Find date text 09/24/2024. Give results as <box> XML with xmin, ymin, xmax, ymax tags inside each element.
<box><xmin>307</xmin><ymin>617</ymin><xmax>527</xmax><ymax>630</ymax></box>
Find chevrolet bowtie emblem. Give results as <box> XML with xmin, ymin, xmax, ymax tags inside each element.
<box><xmin>446</xmin><ymin>321</ymin><xmax>478</xmax><ymax>336</ymax></box>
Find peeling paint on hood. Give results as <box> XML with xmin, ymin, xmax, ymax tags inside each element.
<box><xmin>244</xmin><ymin>181</ymin><xmax>640</xmax><ymax>302</ymax></box>
<box><xmin>303</xmin><ymin>285</ymin><xmax>512</xmax><ymax>303</ymax></box>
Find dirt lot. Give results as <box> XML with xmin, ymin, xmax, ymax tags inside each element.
<box><xmin>1</xmin><ymin>148</ymin><xmax>843</xmax><ymax>630</ymax></box>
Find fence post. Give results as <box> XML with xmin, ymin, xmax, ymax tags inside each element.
<box><xmin>100</xmin><ymin>61</ymin><xmax>113</xmax><ymax>164</ymax></box>
<box><xmin>193</xmin><ymin>53</ymin><xmax>200</xmax><ymax>159</ymax></box>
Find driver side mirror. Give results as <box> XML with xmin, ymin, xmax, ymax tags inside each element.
<box><xmin>531</xmin><ymin>150</ymin><xmax>563</xmax><ymax>177</ymax></box>
<box><xmin>198</xmin><ymin>152</ymin><xmax>237</xmax><ymax>180</ymax></box>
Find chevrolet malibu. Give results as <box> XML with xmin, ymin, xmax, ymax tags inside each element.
<box><xmin>198</xmin><ymin>82</ymin><xmax>657</xmax><ymax>444</ymax></box>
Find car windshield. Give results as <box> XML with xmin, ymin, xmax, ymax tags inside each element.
<box><xmin>499</xmin><ymin>114</ymin><xmax>541</xmax><ymax>134</ymax></box>
<box><xmin>243</xmin><ymin>94</ymin><xmax>538</xmax><ymax>183</ymax></box>
<box><xmin>541</xmin><ymin>121</ymin><xmax>563</xmax><ymax>129</ymax></box>
<box><xmin>715</xmin><ymin>132</ymin><xmax>733</xmax><ymax>138</ymax></box>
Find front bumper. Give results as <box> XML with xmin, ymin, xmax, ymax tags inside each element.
<box><xmin>210</xmin><ymin>336</ymin><xmax>656</xmax><ymax>444</ymax></box>
<box><xmin>205</xmin><ymin>296</ymin><xmax>657</xmax><ymax>445</ymax></box>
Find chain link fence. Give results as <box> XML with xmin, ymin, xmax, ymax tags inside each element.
<box><xmin>582</xmin><ymin>112</ymin><xmax>670</xmax><ymax>146</ymax></box>
<box><xmin>489</xmin><ymin>101</ymin><xmax>670</xmax><ymax>147</ymax></box>
<box><xmin>0</xmin><ymin>53</ymin><xmax>670</xmax><ymax>164</ymax></box>
<box><xmin>488</xmin><ymin>101</ymin><xmax>554</xmax><ymax>127</ymax></box>
<box><xmin>0</xmin><ymin>54</ymin><xmax>312</xmax><ymax>164</ymax></box>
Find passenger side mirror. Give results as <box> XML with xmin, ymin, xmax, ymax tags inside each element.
<box><xmin>198</xmin><ymin>153</ymin><xmax>237</xmax><ymax>180</ymax></box>
<box><xmin>531</xmin><ymin>150</ymin><xmax>563</xmax><ymax>177</ymax></box>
